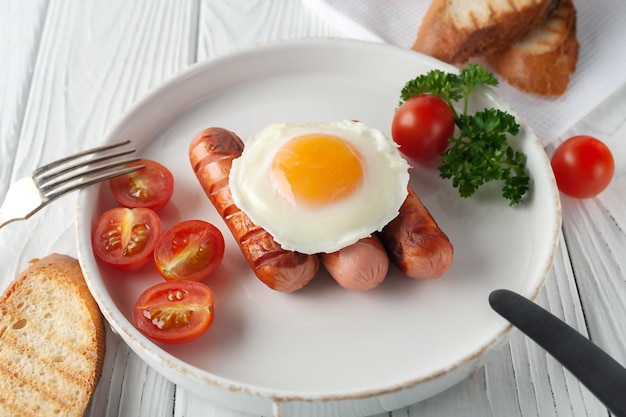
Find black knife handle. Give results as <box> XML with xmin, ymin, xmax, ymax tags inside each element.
<box><xmin>489</xmin><ymin>289</ymin><xmax>626</xmax><ymax>417</ymax></box>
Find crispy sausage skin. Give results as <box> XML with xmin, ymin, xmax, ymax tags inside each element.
<box><xmin>319</xmin><ymin>235</ymin><xmax>389</xmax><ymax>291</ymax></box>
<box><xmin>189</xmin><ymin>127</ymin><xmax>319</xmax><ymax>292</ymax></box>
<box><xmin>379</xmin><ymin>187</ymin><xmax>453</xmax><ymax>279</ymax></box>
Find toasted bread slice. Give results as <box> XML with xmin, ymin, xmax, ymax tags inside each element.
<box><xmin>485</xmin><ymin>0</ymin><xmax>578</xmax><ymax>96</ymax></box>
<box><xmin>412</xmin><ymin>0</ymin><xmax>560</xmax><ymax>63</ymax></box>
<box><xmin>0</xmin><ymin>254</ymin><xmax>105</xmax><ymax>417</ymax></box>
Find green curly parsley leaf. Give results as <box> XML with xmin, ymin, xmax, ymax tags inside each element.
<box><xmin>400</xmin><ymin>64</ymin><xmax>530</xmax><ymax>205</ymax></box>
<box><xmin>400</xmin><ymin>69</ymin><xmax>463</xmax><ymax>110</ymax></box>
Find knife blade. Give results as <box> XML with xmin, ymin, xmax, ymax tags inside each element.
<box><xmin>489</xmin><ymin>289</ymin><xmax>626</xmax><ymax>417</ymax></box>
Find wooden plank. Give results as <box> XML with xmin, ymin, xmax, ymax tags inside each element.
<box><xmin>0</xmin><ymin>1</ymin><xmax>198</xmax><ymax>416</ymax></box>
<box><xmin>543</xmin><ymin>244</ymin><xmax>606</xmax><ymax>417</ymax></box>
<box><xmin>175</xmin><ymin>388</ymin><xmax>259</xmax><ymax>417</ymax></box>
<box><xmin>481</xmin><ymin>239</ymin><xmax>607</xmax><ymax>416</ymax></box>
<box><xmin>86</xmin><ymin>327</ymin><xmax>175</xmax><ymax>417</ymax></box>
<box><xmin>11</xmin><ymin>0</ymin><xmax>197</xmax><ymax>176</ymax></box>
<box><xmin>196</xmin><ymin>0</ymin><xmax>342</xmax><ymax>60</ymax></box>
<box><xmin>556</xmin><ymin>81</ymin><xmax>626</xmax><ymax>368</ymax></box>
<box><xmin>0</xmin><ymin>0</ymin><xmax>49</xmax><ymax>273</ymax></box>
<box><xmin>0</xmin><ymin>0</ymin><xmax>49</xmax><ymax>180</ymax></box>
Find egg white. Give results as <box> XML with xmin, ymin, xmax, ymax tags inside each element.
<box><xmin>229</xmin><ymin>120</ymin><xmax>410</xmax><ymax>254</ymax></box>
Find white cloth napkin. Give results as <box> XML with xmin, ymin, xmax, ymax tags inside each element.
<box><xmin>304</xmin><ymin>0</ymin><xmax>626</xmax><ymax>146</ymax></box>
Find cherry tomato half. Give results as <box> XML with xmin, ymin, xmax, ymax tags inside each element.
<box><xmin>391</xmin><ymin>94</ymin><xmax>456</xmax><ymax>162</ymax></box>
<box><xmin>550</xmin><ymin>135</ymin><xmax>614</xmax><ymax>198</ymax></box>
<box><xmin>154</xmin><ymin>220</ymin><xmax>225</xmax><ymax>282</ymax></box>
<box><xmin>109</xmin><ymin>158</ymin><xmax>174</xmax><ymax>212</ymax></box>
<box><xmin>134</xmin><ymin>280</ymin><xmax>214</xmax><ymax>343</ymax></box>
<box><xmin>92</xmin><ymin>207</ymin><xmax>162</xmax><ymax>270</ymax></box>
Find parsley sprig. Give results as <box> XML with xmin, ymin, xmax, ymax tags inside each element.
<box><xmin>400</xmin><ymin>64</ymin><xmax>530</xmax><ymax>205</ymax></box>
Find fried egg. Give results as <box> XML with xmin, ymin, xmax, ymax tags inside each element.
<box><xmin>229</xmin><ymin>120</ymin><xmax>410</xmax><ymax>254</ymax></box>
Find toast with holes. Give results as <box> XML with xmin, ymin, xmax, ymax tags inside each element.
<box><xmin>485</xmin><ymin>0</ymin><xmax>579</xmax><ymax>96</ymax></box>
<box><xmin>0</xmin><ymin>254</ymin><xmax>105</xmax><ymax>417</ymax></box>
<box><xmin>412</xmin><ymin>0</ymin><xmax>560</xmax><ymax>64</ymax></box>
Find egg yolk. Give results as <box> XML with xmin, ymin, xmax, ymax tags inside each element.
<box><xmin>271</xmin><ymin>134</ymin><xmax>364</xmax><ymax>206</ymax></box>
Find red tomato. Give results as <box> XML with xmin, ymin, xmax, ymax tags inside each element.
<box><xmin>551</xmin><ymin>135</ymin><xmax>614</xmax><ymax>198</ymax></box>
<box><xmin>391</xmin><ymin>94</ymin><xmax>456</xmax><ymax>162</ymax></box>
<box><xmin>92</xmin><ymin>207</ymin><xmax>162</xmax><ymax>270</ymax></box>
<box><xmin>134</xmin><ymin>280</ymin><xmax>214</xmax><ymax>343</ymax></box>
<box><xmin>109</xmin><ymin>158</ymin><xmax>174</xmax><ymax>212</ymax></box>
<box><xmin>154</xmin><ymin>220</ymin><xmax>225</xmax><ymax>282</ymax></box>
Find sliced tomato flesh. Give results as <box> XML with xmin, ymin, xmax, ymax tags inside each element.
<box><xmin>134</xmin><ymin>280</ymin><xmax>214</xmax><ymax>343</ymax></box>
<box><xmin>109</xmin><ymin>158</ymin><xmax>174</xmax><ymax>212</ymax></box>
<box><xmin>154</xmin><ymin>220</ymin><xmax>225</xmax><ymax>281</ymax></box>
<box><xmin>92</xmin><ymin>207</ymin><xmax>161</xmax><ymax>270</ymax></box>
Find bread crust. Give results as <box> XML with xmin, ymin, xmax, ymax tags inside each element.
<box><xmin>413</xmin><ymin>0</ymin><xmax>561</xmax><ymax>63</ymax></box>
<box><xmin>0</xmin><ymin>253</ymin><xmax>105</xmax><ymax>417</ymax></box>
<box><xmin>485</xmin><ymin>0</ymin><xmax>578</xmax><ymax>96</ymax></box>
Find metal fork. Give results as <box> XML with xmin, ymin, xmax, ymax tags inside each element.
<box><xmin>0</xmin><ymin>141</ymin><xmax>142</xmax><ymax>229</ymax></box>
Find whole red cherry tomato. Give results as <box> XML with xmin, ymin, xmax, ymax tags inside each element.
<box><xmin>550</xmin><ymin>135</ymin><xmax>614</xmax><ymax>199</ymax></box>
<box><xmin>391</xmin><ymin>94</ymin><xmax>456</xmax><ymax>162</ymax></box>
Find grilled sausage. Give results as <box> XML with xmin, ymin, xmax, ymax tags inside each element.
<box><xmin>189</xmin><ymin>127</ymin><xmax>319</xmax><ymax>292</ymax></box>
<box><xmin>379</xmin><ymin>186</ymin><xmax>453</xmax><ymax>279</ymax></box>
<box><xmin>319</xmin><ymin>235</ymin><xmax>389</xmax><ymax>291</ymax></box>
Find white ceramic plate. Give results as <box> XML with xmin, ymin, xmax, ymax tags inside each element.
<box><xmin>76</xmin><ymin>38</ymin><xmax>561</xmax><ymax>417</ymax></box>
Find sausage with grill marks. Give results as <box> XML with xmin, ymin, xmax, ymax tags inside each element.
<box><xmin>379</xmin><ymin>186</ymin><xmax>453</xmax><ymax>279</ymax></box>
<box><xmin>189</xmin><ymin>127</ymin><xmax>319</xmax><ymax>293</ymax></box>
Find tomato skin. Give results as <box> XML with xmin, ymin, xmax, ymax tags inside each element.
<box><xmin>550</xmin><ymin>135</ymin><xmax>614</xmax><ymax>198</ymax></box>
<box><xmin>134</xmin><ymin>280</ymin><xmax>214</xmax><ymax>343</ymax></box>
<box><xmin>391</xmin><ymin>94</ymin><xmax>456</xmax><ymax>162</ymax></box>
<box><xmin>92</xmin><ymin>207</ymin><xmax>162</xmax><ymax>270</ymax></box>
<box><xmin>154</xmin><ymin>220</ymin><xmax>225</xmax><ymax>282</ymax></box>
<box><xmin>109</xmin><ymin>158</ymin><xmax>174</xmax><ymax>212</ymax></box>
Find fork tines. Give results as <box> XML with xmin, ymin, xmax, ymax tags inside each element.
<box><xmin>33</xmin><ymin>140</ymin><xmax>143</xmax><ymax>202</ymax></box>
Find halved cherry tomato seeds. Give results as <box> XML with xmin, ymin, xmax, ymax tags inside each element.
<box><xmin>154</xmin><ymin>220</ymin><xmax>225</xmax><ymax>282</ymax></box>
<box><xmin>91</xmin><ymin>207</ymin><xmax>162</xmax><ymax>270</ymax></box>
<box><xmin>134</xmin><ymin>280</ymin><xmax>214</xmax><ymax>343</ymax></box>
<box><xmin>109</xmin><ymin>158</ymin><xmax>174</xmax><ymax>212</ymax></box>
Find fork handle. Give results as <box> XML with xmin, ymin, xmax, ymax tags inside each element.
<box><xmin>0</xmin><ymin>177</ymin><xmax>44</xmax><ymax>229</ymax></box>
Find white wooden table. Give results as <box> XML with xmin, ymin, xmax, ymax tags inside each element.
<box><xmin>2</xmin><ymin>1</ymin><xmax>625</xmax><ymax>416</ymax></box>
